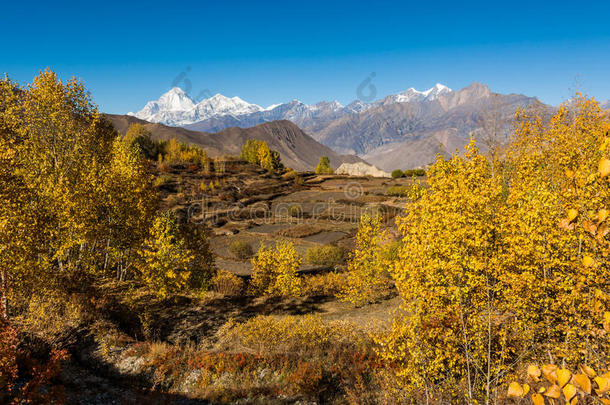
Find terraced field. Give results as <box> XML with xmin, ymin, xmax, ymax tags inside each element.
<box><xmin>155</xmin><ymin>160</ymin><xmax>416</xmax><ymax>278</ymax></box>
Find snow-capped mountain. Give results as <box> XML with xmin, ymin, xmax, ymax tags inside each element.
<box><xmin>124</xmin><ymin>82</ymin><xmax>546</xmax><ymax>172</ymax></box>
<box><xmin>380</xmin><ymin>83</ymin><xmax>452</xmax><ymax>105</ymax></box>
<box><xmin>129</xmin><ymin>84</ymin><xmax>453</xmax><ymax>127</ymax></box>
<box><xmin>128</xmin><ymin>87</ymin><xmax>265</xmax><ymax>126</ymax></box>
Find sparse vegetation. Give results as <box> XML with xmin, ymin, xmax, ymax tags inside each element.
<box><xmin>276</xmin><ymin>223</ymin><xmax>321</xmax><ymax>238</ymax></box>
<box><xmin>211</xmin><ymin>270</ymin><xmax>244</xmax><ymax>296</ymax></box>
<box><xmin>289</xmin><ymin>204</ymin><xmax>303</xmax><ymax>217</ymax></box>
<box><xmin>403</xmin><ymin>168</ymin><xmax>426</xmax><ymax>176</ymax></box>
<box><xmin>385</xmin><ymin>184</ymin><xmax>412</xmax><ymax>196</ymax></box>
<box><xmin>305</xmin><ymin>244</ymin><xmax>346</xmax><ymax>266</ymax></box>
<box><xmin>154</xmin><ymin>174</ymin><xmax>173</xmax><ymax>187</ymax></box>
<box><xmin>229</xmin><ymin>240</ymin><xmax>254</xmax><ymax>259</ymax></box>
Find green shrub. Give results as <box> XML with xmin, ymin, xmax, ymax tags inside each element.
<box><xmin>315</xmin><ymin>156</ymin><xmax>333</xmax><ymax>174</ymax></box>
<box><xmin>305</xmin><ymin>245</ymin><xmax>346</xmax><ymax>266</ymax></box>
<box><xmin>229</xmin><ymin>241</ymin><xmax>253</xmax><ymax>260</ymax></box>
<box><xmin>403</xmin><ymin>168</ymin><xmax>426</xmax><ymax>177</ymax></box>
<box><xmin>391</xmin><ymin>169</ymin><xmax>404</xmax><ymax>178</ymax></box>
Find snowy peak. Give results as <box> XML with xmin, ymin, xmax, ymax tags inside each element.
<box><xmin>195</xmin><ymin>93</ymin><xmax>263</xmax><ymax>117</ymax></box>
<box><xmin>132</xmin><ymin>88</ymin><xmax>263</xmax><ymax>125</ymax></box>
<box><xmin>130</xmin><ymin>83</ymin><xmax>454</xmax><ymax>127</ymax></box>
<box><xmin>387</xmin><ymin>83</ymin><xmax>453</xmax><ymax>104</ymax></box>
<box><xmin>422</xmin><ymin>83</ymin><xmax>452</xmax><ymax>97</ymax></box>
<box><xmin>157</xmin><ymin>87</ymin><xmax>196</xmax><ymax>111</ymax></box>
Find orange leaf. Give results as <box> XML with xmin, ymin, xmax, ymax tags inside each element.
<box><xmin>580</xmin><ymin>365</ymin><xmax>596</xmax><ymax>378</ymax></box>
<box><xmin>572</xmin><ymin>373</ymin><xmax>591</xmax><ymax>394</ymax></box>
<box><xmin>599</xmin><ymin>157</ymin><xmax>610</xmax><ymax>178</ymax></box>
<box><xmin>597</xmin><ymin>223</ymin><xmax>610</xmax><ymax>240</ymax></box>
<box><xmin>583</xmin><ymin>220</ymin><xmax>598</xmax><ymax>235</ymax></box>
<box><xmin>562</xmin><ymin>383</ymin><xmax>577</xmax><ymax>401</ymax></box>
<box><xmin>558</xmin><ymin>368</ymin><xmax>572</xmax><ymax>387</ymax></box>
<box><xmin>528</xmin><ymin>364</ymin><xmax>542</xmax><ymax>382</ymax></box>
<box><xmin>531</xmin><ymin>393</ymin><xmax>545</xmax><ymax>405</ymax></box>
<box><xmin>543</xmin><ymin>384</ymin><xmax>561</xmax><ymax>399</ymax></box>
<box><xmin>508</xmin><ymin>381</ymin><xmax>524</xmax><ymax>398</ymax></box>
<box><xmin>595</xmin><ymin>376</ymin><xmax>610</xmax><ymax>394</ymax></box>
<box><xmin>542</xmin><ymin>364</ymin><xmax>558</xmax><ymax>383</ymax></box>
<box><xmin>560</xmin><ymin>218</ymin><xmax>576</xmax><ymax>230</ymax></box>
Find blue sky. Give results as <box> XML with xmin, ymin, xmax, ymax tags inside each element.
<box><xmin>2</xmin><ymin>0</ymin><xmax>610</xmax><ymax>113</ymax></box>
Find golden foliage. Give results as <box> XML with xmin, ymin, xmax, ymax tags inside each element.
<box><xmin>511</xmin><ymin>363</ymin><xmax>610</xmax><ymax>403</ymax></box>
<box><xmin>215</xmin><ymin>314</ymin><xmax>368</xmax><ymax>354</ymax></box>
<box><xmin>239</xmin><ymin>139</ymin><xmax>282</xmax><ymax>172</ymax></box>
<box><xmin>0</xmin><ymin>70</ymin><xmax>156</xmax><ymax>310</ymax></box>
<box><xmin>250</xmin><ymin>241</ymin><xmax>302</xmax><ymax>296</ymax></box>
<box><xmin>300</xmin><ymin>271</ymin><xmax>347</xmax><ymax>296</ymax></box>
<box><xmin>305</xmin><ymin>244</ymin><xmax>346</xmax><ymax>266</ymax></box>
<box><xmin>378</xmin><ymin>97</ymin><xmax>610</xmax><ymax>403</ymax></box>
<box><xmin>137</xmin><ymin>213</ymin><xmax>193</xmax><ymax>298</ymax></box>
<box><xmin>159</xmin><ymin>137</ymin><xmax>209</xmax><ymax>166</ymax></box>
<box><xmin>338</xmin><ymin>213</ymin><xmax>391</xmax><ymax>306</ymax></box>
<box><xmin>211</xmin><ymin>270</ymin><xmax>244</xmax><ymax>296</ymax></box>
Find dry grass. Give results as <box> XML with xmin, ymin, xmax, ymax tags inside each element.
<box><xmin>211</xmin><ymin>270</ymin><xmax>245</xmax><ymax>296</ymax></box>
<box><xmin>119</xmin><ymin>314</ymin><xmax>388</xmax><ymax>403</ymax></box>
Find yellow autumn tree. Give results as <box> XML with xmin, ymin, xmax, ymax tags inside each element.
<box><xmin>250</xmin><ymin>241</ymin><xmax>302</xmax><ymax>296</ymax></box>
<box><xmin>137</xmin><ymin>212</ymin><xmax>193</xmax><ymax>298</ymax></box>
<box><xmin>102</xmin><ymin>137</ymin><xmax>157</xmax><ymax>280</ymax></box>
<box><xmin>0</xmin><ymin>70</ymin><xmax>158</xmax><ymax>316</ymax></box>
<box><xmin>506</xmin><ymin>100</ymin><xmax>610</xmax><ymax>404</ymax></box>
<box><xmin>501</xmin><ymin>97</ymin><xmax>610</xmax><ymax>365</ymax></box>
<box><xmin>338</xmin><ymin>213</ymin><xmax>390</xmax><ymax>306</ymax></box>
<box><xmin>0</xmin><ymin>70</ymin><xmax>137</xmax><ymax>312</ymax></box>
<box><xmin>315</xmin><ymin>156</ymin><xmax>333</xmax><ymax>174</ymax></box>
<box><xmin>378</xmin><ymin>98</ymin><xmax>610</xmax><ymax>403</ymax></box>
<box><xmin>240</xmin><ymin>139</ymin><xmax>282</xmax><ymax>172</ymax></box>
<box><xmin>377</xmin><ymin>141</ymin><xmax>521</xmax><ymax>403</ymax></box>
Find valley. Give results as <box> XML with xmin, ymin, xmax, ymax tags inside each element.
<box><xmin>130</xmin><ymin>82</ymin><xmax>549</xmax><ymax>170</ymax></box>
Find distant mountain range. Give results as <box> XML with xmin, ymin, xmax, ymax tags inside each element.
<box><xmin>130</xmin><ymin>83</ymin><xmax>453</xmax><ymax>130</ymax></box>
<box><xmin>107</xmin><ymin>115</ymin><xmax>363</xmax><ymax>172</ymax></box>
<box><xmin>128</xmin><ymin>84</ymin><xmax>585</xmax><ymax>170</ymax></box>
